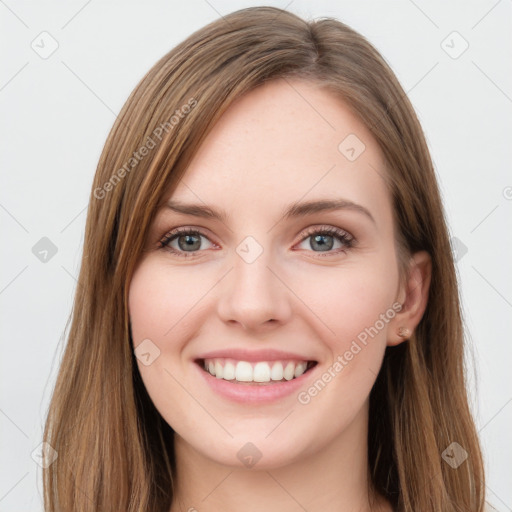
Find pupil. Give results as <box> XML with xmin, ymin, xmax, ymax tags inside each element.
<box><xmin>176</xmin><ymin>234</ymin><xmax>335</xmax><ymax>252</ymax></box>
<box><xmin>179</xmin><ymin>234</ymin><xmax>200</xmax><ymax>251</ymax></box>
<box><xmin>312</xmin><ymin>234</ymin><xmax>333</xmax><ymax>251</ymax></box>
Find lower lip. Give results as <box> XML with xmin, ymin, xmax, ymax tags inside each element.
<box><xmin>194</xmin><ymin>362</ymin><xmax>317</xmax><ymax>404</ymax></box>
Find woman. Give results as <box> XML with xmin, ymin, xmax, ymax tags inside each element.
<box><xmin>42</xmin><ymin>6</ymin><xmax>486</xmax><ymax>511</ymax></box>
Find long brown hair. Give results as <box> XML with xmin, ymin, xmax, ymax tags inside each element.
<box><xmin>42</xmin><ymin>6</ymin><xmax>485</xmax><ymax>511</ymax></box>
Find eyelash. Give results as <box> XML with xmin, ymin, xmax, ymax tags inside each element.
<box><xmin>158</xmin><ymin>225</ymin><xmax>355</xmax><ymax>259</ymax></box>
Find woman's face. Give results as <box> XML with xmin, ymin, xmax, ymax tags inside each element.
<box><xmin>129</xmin><ymin>78</ymin><xmax>406</xmax><ymax>469</ymax></box>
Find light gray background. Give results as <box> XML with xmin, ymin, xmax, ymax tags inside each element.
<box><xmin>1</xmin><ymin>1</ymin><xmax>511</xmax><ymax>510</ymax></box>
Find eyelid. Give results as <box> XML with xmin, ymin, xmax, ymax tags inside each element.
<box><xmin>158</xmin><ymin>224</ymin><xmax>356</xmax><ymax>257</ymax></box>
<box><xmin>297</xmin><ymin>224</ymin><xmax>354</xmax><ymax>242</ymax></box>
<box><xmin>293</xmin><ymin>225</ymin><xmax>355</xmax><ymax>253</ymax></box>
<box><xmin>158</xmin><ymin>226</ymin><xmax>217</xmax><ymax>253</ymax></box>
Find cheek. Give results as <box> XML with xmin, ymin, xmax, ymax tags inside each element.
<box><xmin>128</xmin><ymin>260</ymin><xmax>204</xmax><ymax>346</ymax></box>
<box><xmin>128</xmin><ymin>261</ymin><xmax>202</xmax><ymax>426</ymax></box>
<box><xmin>129</xmin><ymin>265</ymin><xmax>167</xmax><ymax>345</ymax></box>
<box><xmin>291</xmin><ymin>265</ymin><xmax>398</xmax><ymax>430</ymax></box>
<box><xmin>291</xmin><ymin>258</ymin><xmax>399</xmax><ymax>347</ymax></box>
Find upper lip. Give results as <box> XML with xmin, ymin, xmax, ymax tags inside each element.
<box><xmin>194</xmin><ymin>348</ymin><xmax>317</xmax><ymax>363</ymax></box>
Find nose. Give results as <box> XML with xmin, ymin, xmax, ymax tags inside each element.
<box><xmin>216</xmin><ymin>245</ymin><xmax>292</xmax><ymax>332</ymax></box>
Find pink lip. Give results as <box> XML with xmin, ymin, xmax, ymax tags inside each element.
<box><xmin>194</xmin><ymin>348</ymin><xmax>317</xmax><ymax>363</ymax></box>
<box><xmin>192</xmin><ymin>359</ymin><xmax>318</xmax><ymax>404</ymax></box>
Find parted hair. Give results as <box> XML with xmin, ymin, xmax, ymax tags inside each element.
<box><xmin>43</xmin><ymin>6</ymin><xmax>485</xmax><ymax>511</ymax></box>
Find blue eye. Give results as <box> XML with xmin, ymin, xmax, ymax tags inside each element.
<box><xmin>159</xmin><ymin>228</ymin><xmax>214</xmax><ymax>258</ymax></box>
<box><xmin>159</xmin><ymin>225</ymin><xmax>355</xmax><ymax>258</ymax></box>
<box><xmin>295</xmin><ymin>226</ymin><xmax>355</xmax><ymax>254</ymax></box>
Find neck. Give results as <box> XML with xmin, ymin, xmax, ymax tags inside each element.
<box><xmin>169</xmin><ymin>403</ymin><xmax>392</xmax><ymax>512</ymax></box>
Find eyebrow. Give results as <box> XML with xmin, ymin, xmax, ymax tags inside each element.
<box><xmin>164</xmin><ymin>198</ymin><xmax>375</xmax><ymax>224</ymax></box>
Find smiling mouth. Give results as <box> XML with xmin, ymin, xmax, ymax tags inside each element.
<box><xmin>195</xmin><ymin>358</ymin><xmax>318</xmax><ymax>385</ymax></box>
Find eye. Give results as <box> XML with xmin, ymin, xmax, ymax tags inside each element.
<box><xmin>158</xmin><ymin>225</ymin><xmax>355</xmax><ymax>259</ymax></box>
<box><xmin>159</xmin><ymin>228</ymin><xmax>215</xmax><ymax>257</ymax></box>
<box><xmin>295</xmin><ymin>225</ymin><xmax>355</xmax><ymax>255</ymax></box>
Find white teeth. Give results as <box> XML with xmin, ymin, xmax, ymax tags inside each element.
<box><xmin>253</xmin><ymin>362</ymin><xmax>271</xmax><ymax>382</ymax></box>
<box><xmin>270</xmin><ymin>362</ymin><xmax>283</xmax><ymax>381</ymax></box>
<box><xmin>294</xmin><ymin>362</ymin><xmax>307</xmax><ymax>378</ymax></box>
<box><xmin>283</xmin><ymin>362</ymin><xmax>295</xmax><ymax>381</ymax></box>
<box><xmin>215</xmin><ymin>360</ymin><xmax>223</xmax><ymax>379</ymax></box>
<box><xmin>202</xmin><ymin>358</ymin><xmax>312</xmax><ymax>383</ymax></box>
<box><xmin>223</xmin><ymin>361</ymin><xmax>236</xmax><ymax>380</ymax></box>
<box><xmin>235</xmin><ymin>361</ymin><xmax>253</xmax><ymax>382</ymax></box>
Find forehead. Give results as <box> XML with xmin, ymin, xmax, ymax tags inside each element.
<box><xmin>167</xmin><ymin>78</ymin><xmax>391</xmax><ymax>228</ymax></box>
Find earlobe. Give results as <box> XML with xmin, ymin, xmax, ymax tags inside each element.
<box><xmin>388</xmin><ymin>250</ymin><xmax>432</xmax><ymax>346</ymax></box>
<box><xmin>397</xmin><ymin>326</ymin><xmax>411</xmax><ymax>339</ymax></box>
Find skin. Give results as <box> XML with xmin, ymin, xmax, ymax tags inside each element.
<box><xmin>128</xmin><ymin>78</ymin><xmax>431</xmax><ymax>512</ymax></box>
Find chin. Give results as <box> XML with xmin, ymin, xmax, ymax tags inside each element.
<box><xmin>191</xmin><ymin>429</ymin><xmax>315</xmax><ymax>471</ymax></box>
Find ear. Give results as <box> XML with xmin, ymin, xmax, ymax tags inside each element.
<box><xmin>387</xmin><ymin>250</ymin><xmax>432</xmax><ymax>346</ymax></box>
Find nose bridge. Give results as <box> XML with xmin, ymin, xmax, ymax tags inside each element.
<box><xmin>216</xmin><ymin>234</ymin><xmax>291</xmax><ymax>330</ymax></box>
